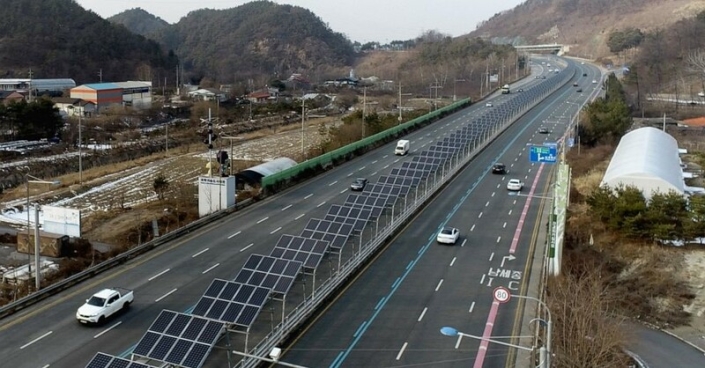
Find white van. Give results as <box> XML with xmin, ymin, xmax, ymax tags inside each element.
<box><xmin>395</xmin><ymin>140</ymin><xmax>409</xmax><ymax>155</ymax></box>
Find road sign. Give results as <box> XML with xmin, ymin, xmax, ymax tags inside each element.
<box><xmin>529</xmin><ymin>145</ymin><xmax>557</xmax><ymax>163</ymax></box>
<box><xmin>493</xmin><ymin>286</ymin><xmax>511</xmax><ymax>304</ymax></box>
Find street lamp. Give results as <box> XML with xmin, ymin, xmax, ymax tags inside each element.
<box><xmin>512</xmin><ymin>294</ymin><xmax>553</xmax><ymax>368</ymax></box>
<box><xmin>25</xmin><ymin>174</ymin><xmax>60</xmax><ymax>291</ymax></box>
<box><xmin>231</xmin><ymin>347</ymin><xmax>309</xmax><ymax>368</ymax></box>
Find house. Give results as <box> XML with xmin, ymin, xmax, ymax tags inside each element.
<box><xmin>188</xmin><ymin>88</ymin><xmax>228</xmax><ymax>102</ymax></box>
<box><xmin>52</xmin><ymin>97</ymin><xmax>96</xmax><ymax>117</ymax></box>
<box><xmin>70</xmin><ymin>83</ymin><xmax>123</xmax><ymax>113</ymax></box>
<box><xmin>0</xmin><ymin>90</ymin><xmax>25</xmax><ymax>105</ymax></box>
<box><xmin>246</xmin><ymin>88</ymin><xmax>279</xmax><ymax>103</ymax></box>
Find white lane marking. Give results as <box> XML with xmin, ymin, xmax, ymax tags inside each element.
<box><xmin>469</xmin><ymin>301</ymin><xmax>476</xmax><ymax>313</ymax></box>
<box><xmin>383</xmin><ymin>155</ymin><xmax>389</xmax><ymax>158</ymax></box>
<box><xmin>491</xmin><ymin>192</ymin><xmax>495</xmax><ymax>197</ymax></box>
<box><xmin>202</xmin><ymin>263</ymin><xmax>219</xmax><ymax>274</ymax></box>
<box><xmin>192</xmin><ymin>248</ymin><xmax>209</xmax><ymax>258</ymax></box>
<box><xmin>470</xmin><ymin>224</ymin><xmax>475</xmax><ymax>232</ymax></box>
<box><xmin>155</xmin><ymin>288</ymin><xmax>177</xmax><ymax>302</ymax></box>
<box><xmin>304</xmin><ymin>194</ymin><xmax>313</xmax><ymax>199</ymax></box>
<box><xmin>497</xmin><ymin>236</ymin><xmax>502</xmax><ymax>243</ymax></box>
<box><xmin>480</xmin><ymin>274</ymin><xmax>486</xmax><ymax>284</ymax></box>
<box><xmin>20</xmin><ymin>331</ymin><xmax>53</xmax><ymax>349</ymax></box>
<box><xmin>478</xmin><ymin>212</ymin><xmax>483</xmax><ymax>218</ymax></box>
<box><xmin>489</xmin><ymin>252</ymin><xmax>494</xmax><ymax>261</ymax></box>
<box><xmin>461</xmin><ymin>239</ymin><xmax>467</xmax><ymax>247</ymax></box>
<box><xmin>508</xmin><ymin>209</ymin><xmax>513</xmax><ymax>215</ymax></box>
<box><xmin>497</xmin><ymin>183</ymin><xmax>500</xmax><ymax>188</ymax></box>
<box><xmin>485</xmin><ymin>201</ymin><xmax>490</xmax><ymax>207</ymax></box>
<box><xmin>371</xmin><ymin>171</ymin><xmax>378</xmax><ymax>176</ymax></box>
<box><xmin>328</xmin><ymin>180</ymin><xmax>338</xmax><ymax>186</ymax></box>
<box><xmin>257</xmin><ymin>217</ymin><xmax>269</xmax><ymax>224</ymax></box>
<box><xmin>270</xmin><ymin>227</ymin><xmax>282</xmax><ymax>234</ymax></box>
<box><xmin>383</xmin><ymin>164</ymin><xmax>390</xmax><ymax>169</ymax></box>
<box><xmin>372</xmin><ymin>160</ymin><xmax>378</xmax><ymax>164</ymax></box>
<box><xmin>418</xmin><ymin>307</ymin><xmax>428</xmax><ymax>322</ymax></box>
<box><xmin>241</xmin><ymin>243</ymin><xmax>254</xmax><ymax>252</ymax></box>
<box><xmin>228</xmin><ymin>231</ymin><xmax>241</xmax><ymax>239</ymax></box>
<box><xmin>435</xmin><ymin>279</ymin><xmax>444</xmax><ymax>292</ymax></box>
<box><xmin>340</xmin><ymin>189</ymin><xmax>348</xmax><ymax>194</ymax></box>
<box><xmin>396</xmin><ymin>342</ymin><xmax>409</xmax><ymax>360</ymax></box>
<box><xmin>149</xmin><ymin>269</ymin><xmax>170</xmax><ymax>281</ymax></box>
<box><xmin>455</xmin><ymin>334</ymin><xmax>463</xmax><ymax>349</ymax></box>
<box><xmin>359</xmin><ymin>166</ymin><xmax>367</xmax><ymax>170</ymax></box>
<box><xmin>317</xmin><ymin>201</ymin><xmax>326</xmax><ymax>208</ymax></box>
<box><xmin>393</xmin><ymin>159</ymin><xmax>400</xmax><ymax>163</ymax></box>
<box><xmin>503</xmin><ymin>222</ymin><xmax>507</xmax><ymax>228</ymax></box>
<box><xmin>281</xmin><ymin>204</ymin><xmax>292</xmax><ymax>211</ymax></box>
<box><xmin>347</xmin><ymin>172</ymin><xmax>353</xmax><ymax>177</ymax></box>
<box><xmin>450</xmin><ymin>257</ymin><xmax>456</xmax><ymax>267</ymax></box>
<box><xmin>94</xmin><ymin>322</ymin><xmax>122</xmax><ymax>338</ymax></box>
<box><xmin>295</xmin><ymin>214</ymin><xmax>305</xmax><ymax>220</ymax></box>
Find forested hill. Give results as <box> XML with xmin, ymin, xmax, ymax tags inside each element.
<box><xmin>150</xmin><ymin>1</ymin><xmax>355</xmax><ymax>82</ymax></box>
<box><xmin>0</xmin><ymin>0</ymin><xmax>177</xmax><ymax>84</ymax></box>
<box><xmin>108</xmin><ymin>7</ymin><xmax>170</xmax><ymax>37</ymax></box>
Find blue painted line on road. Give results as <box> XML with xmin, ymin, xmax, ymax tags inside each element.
<box><xmin>329</xmin><ymin>352</ymin><xmax>345</xmax><ymax>368</ymax></box>
<box><xmin>391</xmin><ymin>277</ymin><xmax>401</xmax><ymax>289</ymax></box>
<box><xmin>418</xmin><ymin>246</ymin><xmax>424</xmax><ymax>254</ymax></box>
<box><xmin>118</xmin><ymin>343</ymin><xmax>136</xmax><ymax>358</ymax></box>
<box><xmin>428</xmin><ymin>233</ymin><xmax>434</xmax><ymax>242</ymax></box>
<box><xmin>330</xmin><ymin>83</ymin><xmax>573</xmax><ymax>368</ymax></box>
<box><xmin>406</xmin><ymin>260</ymin><xmax>415</xmax><ymax>270</ymax></box>
<box><xmin>353</xmin><ymin>321</ymin><xmax>368</xmax><ymax>338</ymax></box>
<box><xmin>184</xmin><ymin>305</ymin><xmax>195</xmax><ymax>314</ymax></box>
<box><xmin>375</xmin><ymin>297</ymin><xmax>386</xmax><ymax>310</ymax></box>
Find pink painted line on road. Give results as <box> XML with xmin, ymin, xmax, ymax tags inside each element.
<box><xmin>509</xmin><ymin>163</ymin><xmax>545</xmax><ymax>254</ymax></box>
<box><xmin>473</xmin><ymin>300</ymin><xmax>500</xmax><ymax>368</ymax></box>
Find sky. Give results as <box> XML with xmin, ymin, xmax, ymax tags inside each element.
<box><xmin>74</xmin><ymin>0</ymin><xmax>525</xmax><ymax>43</ymax></box>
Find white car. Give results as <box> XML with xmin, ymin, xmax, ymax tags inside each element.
<box><xmin>592</xmin><ymin>79</ymin><xmax>598</xmax><ymax>84</ymax></box>
<box><xmin>506</xmin><ymin>179</ymin><xmax>524</xmax><ymax>191</ymax></box>
<box><xmin>485</xmin><ymin>102</ymin><xmax>493</xmax><ymax>107</ymax></box>
<box><xmin>436</xmin><ymin>227</ymin><xmax>460</xmax><ymax>245</ymax></box>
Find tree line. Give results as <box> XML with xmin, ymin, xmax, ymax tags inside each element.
<box><xmin>0</xmin><ymin>99</ymin><xmax>64</xmax><ymax>141</ymax></box>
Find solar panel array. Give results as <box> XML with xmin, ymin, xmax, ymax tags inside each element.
<box><xmin>235</xmin><ymin>254</ymin><xmax>302</xmax><ymax>295</ymax></box>
<box><xmin>270</xmin><ymin>234</ymin><xmax>329</xmax><ymax>270</ymax></box>
<box><xmin>132</xmin><ymin>310</ymin><xmax>224</xmax><ymax>368</ymax></box>
<box><xmin>86</xmin><ymin>353</ymin><xmax>157</xmax><ymax>368</ymax></box>
<box><xmin>192</xmin><ymin>279</ymin><xmax>271</xmax><ymax>327</ymax></box>
<box><xmin>325</xmin><ymin>204</ymin><xmax>372</xmax><ymax>231</ymax></box>
<box><xmin>300</xmin><ymin>218</ymin><xmax>353</xmax><ymax>249</ymax></box>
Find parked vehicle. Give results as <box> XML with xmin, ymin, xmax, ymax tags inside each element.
<box><xmin>76</xmin><ymin>287</ymin><xmax>134</xmax><ymax>324</ymax></box>
<box><xmin>395</xmin><ymin>140</ymin><xmax>410</xmax><ymax>155</ymax></box>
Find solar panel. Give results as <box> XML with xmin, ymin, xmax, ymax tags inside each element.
<box><xmin>300</xmin><ymin>218</ymin><xmax>353</xmax><ymax>249</ymax></box>
<box><xmin>270</xmin><ymin>234</ymin><xmax>329</xmax><ymax>270</ymax></box>
<box><xmin>417</xmin><ymin>150</ymin><xmax>452</xmax><ymax>159</ymax></box>
<box><xmin>345</xmin><ymin>194</ymin><xmax>390</xmax><ymax>217</ymax></box>
<box><xmin>325</xmin><ymin>204</ymin><xmax>372</xmax><ymax>230</ymax></box>
<box><xmin>133</xmin><ymin>310</ymin><xmax>224</xmax><ymax>368</ymax></box>
<box><xmin>377</xmin><ymin>175</ymin><xmax>419</xmax><ymax>188</ymax></box>
<box><xmin>390</xmin><ymin>167</ymin><xmax>428</xmax><ymax>179</ymax></box>
<box><xmin>401</xmin><ymin>161</ymin><xmax>439</xmax><ymax>173</ymax></box>
<box><xmin>192</xmin><ymin>280</ymin><xmax>270</xmax><ymax>327</ymax></box>
<box><xmin>363</xmin><ymin>183</ymin><xmax>403</xmax><ymax>198</ymax></box>
<box><xmin>427</xmin><ymin>145</ymin><xmax>456</xmax><ymax>153</ymax></box>
<box><xmin>234</xmin><ymin>254</ymin><xmax>303</xmax><ymax>295</ymax></box>
<box><xmin>85</xmin><ymin>353</ymin><xmax>156</xmax><ymax>368</ymax></box>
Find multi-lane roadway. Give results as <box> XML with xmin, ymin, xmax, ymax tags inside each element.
<box><xmin>0</xmin><ymin>57</ymin><xmax>595</xmax><ymax>368</ymax></box>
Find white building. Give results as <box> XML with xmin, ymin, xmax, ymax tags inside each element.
<box><xmin>600</xmin><ymin>127</ymin><xmax>685</xmax><ymax>200</ymax></box>
<box><xmin>114</xmin><ymin>81</ymin><xmax>152</xmax><ymax>109</ymax></box>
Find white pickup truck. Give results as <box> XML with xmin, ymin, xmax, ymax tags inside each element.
<box><xmin>76</xmin><ymin>287</ymin><xmax>134</xmax><ymax>324</ymax></box>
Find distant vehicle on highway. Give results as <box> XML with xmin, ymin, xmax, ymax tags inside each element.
<box><xmin>395</xmin><ymin>139</ymin><xmax>410</xmax><ymax>155</ymax></box>
<box><xmin>486</xmin><ymin>102</ymin><xmax>493</xmax><ymax>107</ymax></box>
<box><xmin>501</xmin><ymin>84</ymin><xmax>511</xmax><ymax>94</ymax></box>
<box><xmin>350</xmin><ymin>178</ymin><xmax>367</xmax><ymax>191</ymax></box>
<box><xmin>492</xmin><ymin>163</ymin><xmax>507</xmax><ymax>174</ymax></box>
<box><xmin>573</xmin><ymin>82</ymin><xmax>579</xmax><ymax>87</ymax></box>
<box><xmin>76</xmin><ymin>288</ymin><xmax>133</xmax><ymax>325</ymax></box>
<box><xmin>506</xmin><ymin>179</ymin><xmax>524</xmax><ymax>191</ymax></box>
<box><xmin>583</xmin><ymin>73</ymin><xmax>588</xmax><ymax>77</ymax></box>
<box><xmin>577</xmin><ymin>88</ymin><xmax>583</xmax><ymax>93</ymax></box>
<box><xmin>538</xmin><ymin>127</ymin><xmax>549</xmax><ymax>134</ymax></box>
<box><xmin>436</xmin><ymin>227</ymin><xmax>460</xmax><ymax>245</ymax></box>
<box><xmin>592</xmin><ymin>79</ymin><xmax>598</xmax><ymax>84</ymax></box>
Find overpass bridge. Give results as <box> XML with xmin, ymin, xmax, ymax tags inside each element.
<box><xmin>515</xmin><ymin>43</ymin><xmax>565</xmax><ymax>54</ymax></box>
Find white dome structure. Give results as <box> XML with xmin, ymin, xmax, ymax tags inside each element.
<box><xmin>600</xmin><ymin>127</ymin><xmax>684</xmax><ymax>200</ymax></box>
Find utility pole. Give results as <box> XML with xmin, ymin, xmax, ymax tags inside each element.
<box><xmin>301</xmin><ymin>94</ymin><xmax>305</xmax><ymax>159</ymax></box>
<box><xmin>362</xmin><ymin>87</ymin><xmax>367</xmax><ymax>139</ymax></box>
<box><xmin>165</xmin><ymin>123</ymin><xmax>169</xmax><ymax>156</ymax></box>
<box><xmin>398</xmin><ymin>82</ymin><xmax>403</xmax><ymax>124</ymax></box>
<box><xmin>27</xmin><ymin>69</ymin><xmax>33</xmax><ymax>102</ymax></box>
<box><xmin>98</xmin><ymin>69</ymin><xmax>103</xmax><ymax>83</ymax></box>
<box><xmin>78</xmin><ymin>114</ymin><xmax>83</xmax><ymax>186</ymax></box>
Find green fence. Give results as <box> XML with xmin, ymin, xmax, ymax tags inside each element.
<box><xmin>261</xmin><ymin>98</ymin><xmax>472</xmax><ymax>193</ymax></box>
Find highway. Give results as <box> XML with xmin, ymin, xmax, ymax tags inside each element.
<box><xmin>0</xmin><ymin>57</ymin><xmax>575</xmax><ymax>368</ymax></box>
<box><xmin>282</xmin><ymin>59</ymin><xmax>602</xmax><ymax>367</ymax></box>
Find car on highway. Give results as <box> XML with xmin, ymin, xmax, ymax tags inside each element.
<box><xmin>485</xmin><ymin>102</ymin><xmax>493</xmax><ymax>107</ymax></box>
<box><xmin>538</xmin><ymin>127</ymin><xmax>549</xmax><ymax>134</ymax></box>
<box><xmin>76</xmin><ymin>287</ymin><xmax>133</xmax><ymax>325</ymax></box>
<box><xmin>350</xmin><ymin>178</ymin><xmax>367</xmax><ymax>191</ymax></box>
<box><xmin>506</xmin><ymin>179</ymin><xmax>524</xmax><ymax>191</ymax></box>
<box><xmin>592</xmin><ymin>79</ymin><xmax>598</xmax><ymax>84</ymax></box>
<box><xmin>518</xmin><ymin>88</ymin><xmax>524</xmax><ymax>93</ymax></box>
<box><xmin>573</xmin><ymin>82</ymin><xmax>579</xmax><ymax>87</ymax></box>
<box><xmin>436</xmin><ymin>227</ymin><xmax>460</xmax><ymax>245</ymax></box>
<box><xmin>576</xmin><ymin>88</ymin><xmax>583</xmax><ymax>93</ymax></box>
<box><xmin>492</xmin><ymin>163</ymin><xmax>506</xmax><ymax>174</ymax></box>
<box><xmin>583</xmin><ymin>72</ymin><xmax>588</xmax><ymax>76</ymax></box>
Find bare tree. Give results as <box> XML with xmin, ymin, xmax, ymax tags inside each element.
<box><xmin>686</xmin><ymin>48</ymin><xmax>705</xmax><ymax>94</ymax></box>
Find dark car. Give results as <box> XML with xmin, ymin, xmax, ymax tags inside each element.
<box><xmin>538</xmin><ymin>127</ymin><xmax>549</xmax><ymax>134</ymax></box>
<box><xmin>583</xmin><ymin>73</ymin><xmax>588</xmax><ymax>77</ymax></box>
<box><xmin>576</xmin><ymin>88</ymin><xmax>583</xmax><ymax>93</ymax></box>
<box><xmin>492</xmin><ymin>163</ymin><xmax>506</xmax><ymax>174</ymax></box>
<box><xmin>573</xmin><ymin>82</ymin><xmax>579</xmax><ymax>87</ymax></box>
<box><xmin>350</xmin><ymin>178</ymin><xmax>368</xmax><ymax>191</ymax></box>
